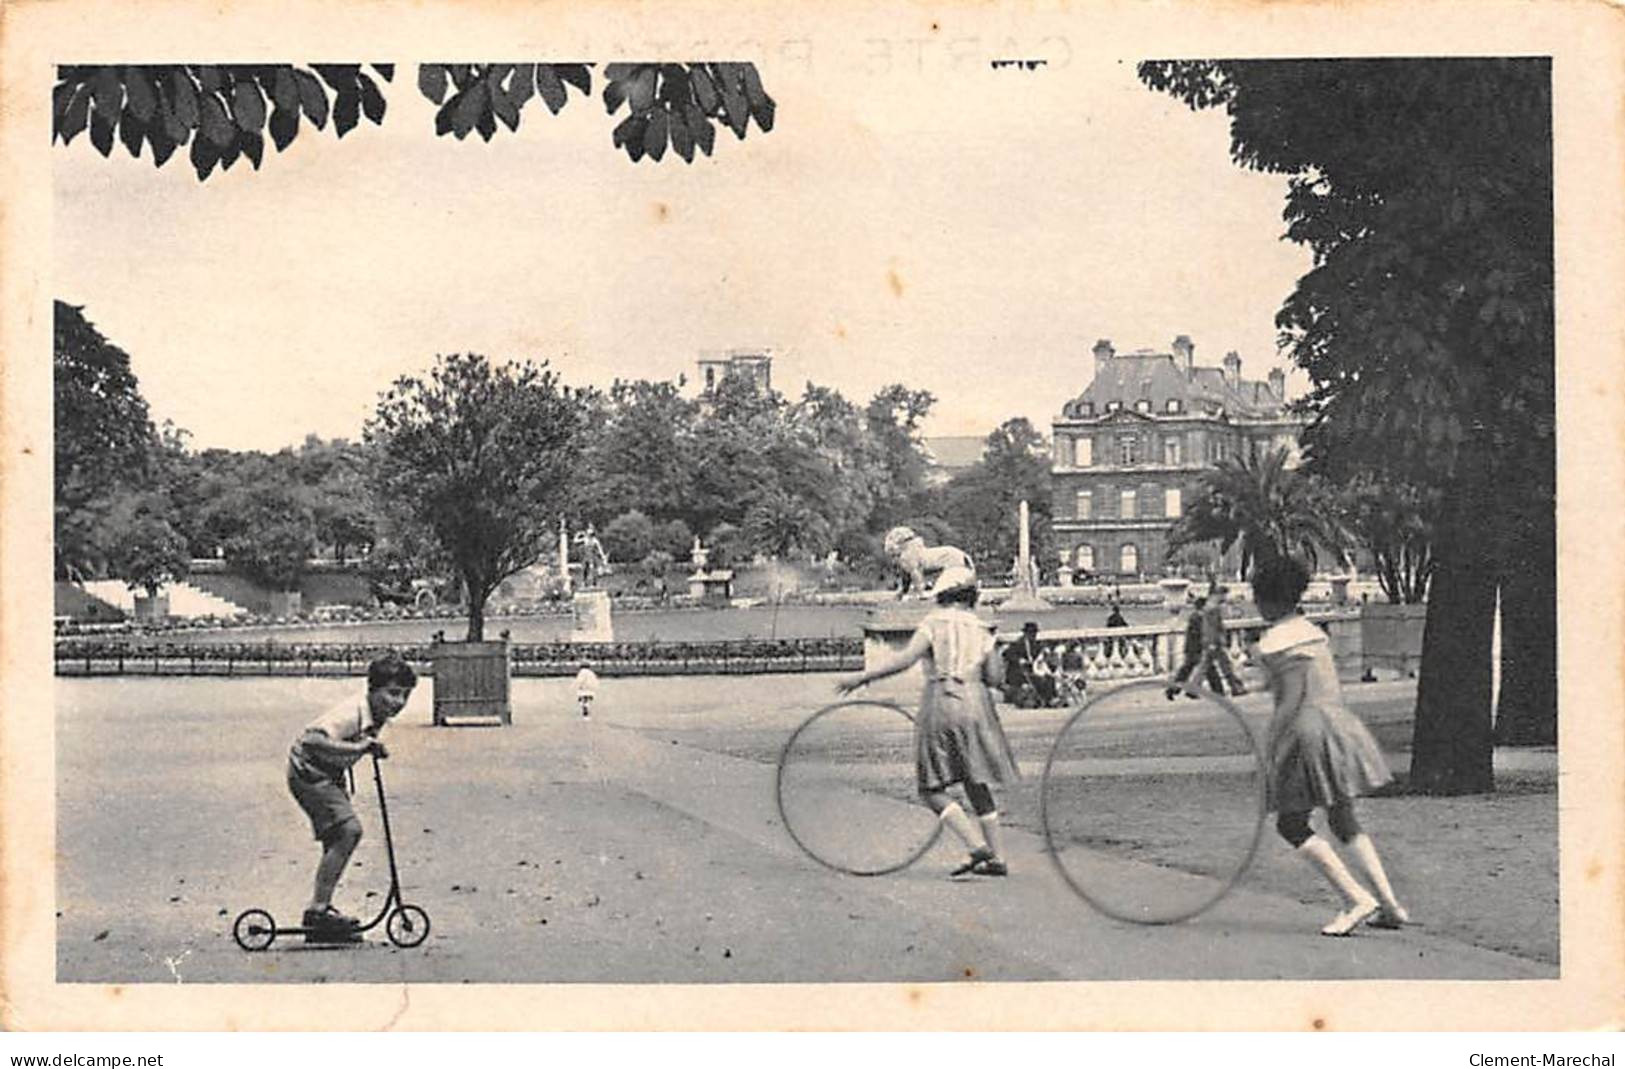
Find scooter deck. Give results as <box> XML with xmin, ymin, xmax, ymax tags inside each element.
<box><xmin>299</xmin><ymin>927</ymin><xmax>365</xmax><ymax>944</ymax></box>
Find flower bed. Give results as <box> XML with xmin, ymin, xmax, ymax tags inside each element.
<box><xmin>54</xmin><ymin>635</ymin><xmax>864</xmax><ymax>677</ymax></box>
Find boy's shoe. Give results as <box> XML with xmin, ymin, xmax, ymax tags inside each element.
<box><xmin>1164</xmin><ymin>686</ymin><xmax>1180</xmax><ymax>701</ymax></box>
<box><xmin>1230</xmin><ymin>684</ymin><xmax>1249</xmax><ymax>697</ymax></box>
<box><xmin>949</xmin><ymin>847</ymin><xmax>995</xmax><ymax>877</ymax></box>
<box><xmin>1367</xmin><ymin>904</ymin><xmax>1411</xmax><ymax>930</ymax></box>
<box><xmin>970</xmin><ymin>856</ymin><xmax>1009</xmax><ymax>877</ymax></box>
<box><xmin>303</xmin><ymin>905</ymin><xmax>362</xmax><ymax>930</ymax></box>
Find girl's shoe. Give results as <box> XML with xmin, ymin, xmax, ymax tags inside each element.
<box><xmin>1320</xmin><ymin>896</ymin><xmax>1379</xmax><ymax>937</ymax></box>
<box><xmin>950</xmin><ymin>847</ymin><xmax>995</xmax><ymax>877</ymax></box>
<box><xmin>1368</xmin><ymin>904</ymin><xmax>1411</xmax><ymax>929</ymax></box>
<box><xmin>970</xmin><ymin>856</ymin><xmax>1009</xmax><ymax>877</ymax></box>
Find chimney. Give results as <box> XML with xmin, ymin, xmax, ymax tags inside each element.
<box><xmin>1223</xmin><ymin>350</ymin><xmax>1242</xmax><ymax>389</ymax></box>
<box><xmin>1091</xmin><ymin>338</ymin><xmax>1114</xmax><ymax>381</ymax></box>
<box><xmin>1171</xmin><ymin>335</ymin><xmax>1195</xmax><ymax>377</ymax></box>
<box><xmin>1267</xmin><ymin>367</ymin><xmax>1285</xmax><ymax>400</ymax></box>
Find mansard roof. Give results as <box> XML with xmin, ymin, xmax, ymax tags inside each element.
<box><xmin>1059</xmin><ymin>350</ymin><xmax>1287</xmax><ymax>421</ymax></box>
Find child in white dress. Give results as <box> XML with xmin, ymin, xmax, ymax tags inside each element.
<box><xmin>1252</xmin><ymin>555</ymin><xmax>1410</xmax><ymax>936</ymax></box>
<box><xmin>837</xmin><ymin>566</ymin><xmax>1020</xmax><ymax>877</ymax></box>
<box><xmin>574</xmin><ymin>663</ymin><xmax>599</xmax><ymax>718</ymax></box>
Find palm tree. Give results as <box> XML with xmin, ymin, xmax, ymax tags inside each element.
<box><xmin>1167</xmin><ymin>446</ymin><xmax>1349</xmax><ymax>578</ymax></box>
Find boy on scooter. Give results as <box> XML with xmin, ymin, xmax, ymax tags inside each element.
<box><xmin>285</xmin><ymin>651</ymin><xmax>417</xmax><ymax>941</ymax></box>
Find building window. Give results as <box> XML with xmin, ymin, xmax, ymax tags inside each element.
<box><xmin>1081</xmin><ymin>402</ymin><xmax>1095</xmax><ymax>417</ymax></box>
<box><xmin>1166</xmin><ymin>398</ymin><xmax>1182</xmax><ymax>413</ymax></box>
<box><xmin>1106</xmin><ymin>401</ymin><xmax>1121</xmax><ymax>413</ymax></box>
<box><xmin>1054</xmin><ymin>436</ymin><xmax>1072</xmax><ymax>467</ymax></box>
<box><xmin>1075</xmin><ymin>490</ymin><xmax>1092</xmax><ymax>520</ymax></box>
<box><xmin>1120</xmin><ymin>490</ymin><xmax>1136</xmax><ymax>519</ymax></box>
<box><xmin>1074</xmin><ymin>544</ymin><xmax>1094</xmax><ymax>572</ymax></box>
<box><xmin>1163</xmin><ymin>438</ymin><xmax>1181</xmax><ymax>465</ymax></box>
<box><xmin>1134</xmin><ymin>399</ymin><xmax>1151</xmax><ymax>414</ymax></box>
<box><xmin>1120</xmin><ymin>544</ymin><xmax>1138</xmax><ymax>575</ymax></box>
<box><xmin>1164</xmin><ymin>488</ymin><xmax>1182</xmax><ymax>518</ymax></box>
<box><xmin>1076</xmin><ymin>436</ymin><xmax>1092</xmax><ymax>466</ymax></box>
<box><xmin>1117</xmin><ymin>436</ymin><xmax>1140</xmax><ymax>466</ymax></box>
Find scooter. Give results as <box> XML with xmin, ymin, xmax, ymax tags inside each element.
<box><xmin>233</xmin><ymin>752</ymin><xmax>431</xmax><ymax>951</ymax></box>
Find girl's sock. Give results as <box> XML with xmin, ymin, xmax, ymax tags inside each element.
<box><xmin>977</xmin><ymin>811</ymin><xmax>1004</xmax><ymax>860</ymax></box>
<box><xmin>938</xmin><ymin>802</ymin><xmax>986</xmax><ymax>852</ymax></box>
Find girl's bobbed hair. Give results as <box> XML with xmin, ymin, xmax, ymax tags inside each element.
<box><xmin>1250</xmin><ymin>555</ymin><xmax>1310</xmax><ymax>607</ymax></box>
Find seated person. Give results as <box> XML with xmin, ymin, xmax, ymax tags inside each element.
<box><xmin>883</xmin><ymin>526</ymin><xmax>975</xmax><ymax>600</ymax></box>
<box><xmin>1001</xmin><ymin>621</ymin><xmax>1058</xmax><ymax>707</ymax></box>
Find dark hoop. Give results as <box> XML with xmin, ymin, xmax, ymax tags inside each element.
<box><xmin>1039</xmin><ymin>678</ymin><xmax>1267</xmax><ymax>925</ymax></box>
<box><xmin>775</xmin><ymin>698</ymin><xmax>942</xmax><ymax>876</ymax></box>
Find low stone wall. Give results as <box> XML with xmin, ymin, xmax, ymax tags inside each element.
<box><xmin>861</xmin><ymin>607</ymin><xmax>1369</xmax><ymax>686</ymax></box>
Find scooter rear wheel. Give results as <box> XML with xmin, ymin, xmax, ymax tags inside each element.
<box><xmin>233</xmin><ymin>908</ymin><xmax>277</xmax><ymax>951</ymax></box>
<box><xmin>387</xmin><ymin>904</ymin><xmax>431</xmax><ymax>948</ymax></box>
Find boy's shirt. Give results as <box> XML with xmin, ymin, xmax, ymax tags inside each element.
<box><xmin>289</xmin><ymin>699</ymin><xmax>379</xmax><ymax>782</ymax></box>
<box><xmin>574</xmin><ymin>668</ymin><xmax>600</xmax><ymax>698</ymax></box>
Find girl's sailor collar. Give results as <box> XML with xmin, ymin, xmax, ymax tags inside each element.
<box><xmin>1256</xmin><ymin>613</ymin><xmax>1324</xmax><ymax>655</ymax></box>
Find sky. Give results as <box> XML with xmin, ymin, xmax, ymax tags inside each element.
<box><xmin>53</xmin><ymin>48</ymin><xmax>1312</xmax><ymax>453</ymax></box>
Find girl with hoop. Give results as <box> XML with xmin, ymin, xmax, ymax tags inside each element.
<box><xmin>1252</xmin><ymin>554</ymin><xmax>1410</xmax><ymax>936</ymax></box>
<box><xmin>836</xmin><ymin>566</ymin><xmax>1020</xmax><ymax>877</ymax></box>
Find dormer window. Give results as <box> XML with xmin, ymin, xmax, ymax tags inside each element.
<box><xmin>1134</xmin><ymin>399</ymin><xmax>1151</xmax><ymax>414</ymax></box>
<box><xmin>1082</xmin><ymin>402</ymin><xmax>1095</xmax><ymax>417</ymax></box>
<box><xmin>1166</xmin><ymin>398</ymin><xmax>1182</xmax><ymax>414</ymax></box>
<box><xmin>1106</xmin><ymin>401</ymin><xmax>1121</xmax><ymax>413</ymax></box>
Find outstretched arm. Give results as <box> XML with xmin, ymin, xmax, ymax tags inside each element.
<box><xmin>836</xmin><ymin>630</ymin><xmax>932</xmax><ymax>694</ymax></box>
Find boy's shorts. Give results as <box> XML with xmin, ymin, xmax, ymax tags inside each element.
<box><xmin>287</xmin><ymin>762</ymin><xmax>356</xmax><ymax>843</ymax></box>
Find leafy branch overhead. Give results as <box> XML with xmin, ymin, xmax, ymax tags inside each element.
<box><xmin>53</xmin><ymin>61</ymin><xmax>776</xmax><ymax>180</ymax></box>
<box><xmin>415</xmin><ymin>62</ymin><xmax>773</xmax><ymax>163</ymax></box>
<box><xmin>53</xmin><ymin>65</ymin><xmax>395</xmax><ymax>181</ymax></box>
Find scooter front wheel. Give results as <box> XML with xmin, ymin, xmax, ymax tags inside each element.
<box><xmin>233</xmin><ymin>908</ymin><xmax>277</xmax><ymax>951</ymax></box>
<box><xmin>386</xmin><ymin>904</ymin><xmax>431</xmax><ymax>948</ymax></box>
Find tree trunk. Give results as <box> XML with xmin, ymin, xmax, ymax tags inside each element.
<box><xmin>1493</xmin><ymin>498</ymin><xmax>1557</xmax><ymax>746</ymax></box>
<box><xmin>464</xmin><ymin>571</ymin><xmax>488</xmax><ymax>642</ymax></box>
<box><xmin>1408</xmin><ymin>476</ymin><xmax>1498</xmax><ymax>794</ymax></box>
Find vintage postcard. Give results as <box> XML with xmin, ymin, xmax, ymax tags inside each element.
<box><xmin>2</xmin><ymin>0</ymin><xmax>1622</xmax><ymax>1034</ymax></box>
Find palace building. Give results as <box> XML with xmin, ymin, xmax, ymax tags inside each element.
<box><xmin>1050</xmin><ymin>336</ymin><xmax>1304</xmax><ymax>580</ymax></box>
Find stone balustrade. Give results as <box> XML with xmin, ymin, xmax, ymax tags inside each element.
<box><xmin>861</xmin><ymin>607</ymin><xmax>1368</xmax><ymax>688</ymax></box>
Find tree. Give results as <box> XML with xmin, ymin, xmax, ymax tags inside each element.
<box><xmin>658</xmin><ymin>518</ymin><xmax>694</xmax><ymax>562</ymax></box>
<box><xmin>54</xmin><ymin>301</ymin><xmax>156</xmax><ymax>578</ymax></box>
<box><xmin>215</xmin><ymin>481</ymin><xmax>318</xmax><ymax>592</ymax></box>
<box><xmin>862</xmin><ymin>384</ymin><xmax>938</xmax><ymax>529</ymax></box>
<box><xmin>601</xmin><ymin>510</ymin><xmax>657</xmax><ymax>564</ymax></box>
<box><xmin>938</xmin><ymin>418</ymin><xmax>1053</xmax><ymax>579</ymax></box>
<box><xmin>52</xmin><ymin>62</ymin><xmax>775</xmax><ymax>180</ymax></box>
<box><xmin>107</xmin><ymin>497</ymin><xmax>192</xmax><ymax>599</ymax></box>
<box><xmin>1142</xmin><ymin>59</ymin><xmax>1555</xmax><ymax>790</ymax></box>
<box><xmin>577</xmin><ymin>379</ymin><xmax>700</xmax><ymax>528</ymax></box>
<box><xmin>365</xmin><ymin>353</ymin><xmax>585</xmax><ymax>641</ymax></box>
<box><xmin>742</xmin><ymin>488</ymin><xmax>831</xmax><ymax>559</ymax></box>
<box><xmin>1166</xmin><ymin>447</ymin><xmax>1349</xmax><ymax>579</ymax></box>
<box><xmin>1330</xmin><ymin>473</ymin><xmax>1436</xmax><ymax>604</ymax></box>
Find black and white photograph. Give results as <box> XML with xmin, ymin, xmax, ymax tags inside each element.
<box><xmin>2</xmin><ymin>0</ymin><xmax>1622</xmax><ymax>1037</ymax></box>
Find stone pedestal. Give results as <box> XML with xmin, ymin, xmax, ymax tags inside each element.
<box><xmin>571</xmin><ymin>589</ymin><xmax>614</xmax><ymax>642</ymax></box>
<box><xmin>133</xmin><ymin>592</ymin><xmax>170</xmax><ymax>622</ymax></box>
